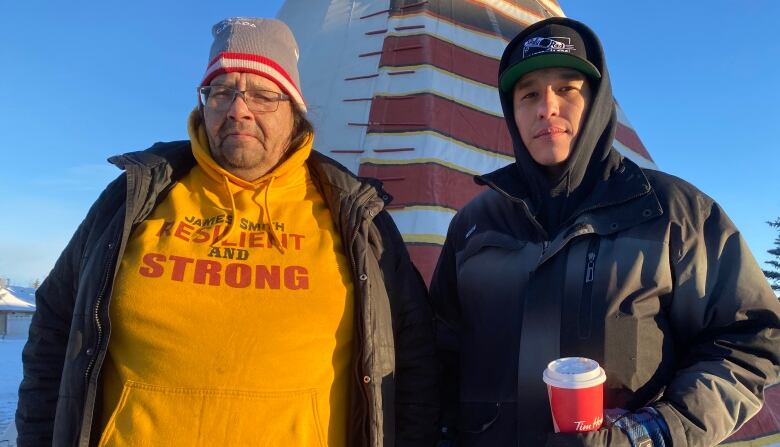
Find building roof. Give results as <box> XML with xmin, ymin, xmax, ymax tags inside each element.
<box><xmin>0</xmin><ymin>286</ymin><xmax>36</xmax><ymax>312</ymax></box>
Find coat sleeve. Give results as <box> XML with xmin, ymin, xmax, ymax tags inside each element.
<box><xmin>429</xmin><ymin>218</ymin><xmax>462</xmax><ymax>441</ymax></box>
<box><xmin>374</xmin><ymin>211</ymin><xmax>440</xmax><ymax>446</ymax></box>
<box><xmin>15</xmin><ymin>175</ymin><xmax>124</xmax><ymax>446</ymax></box>
<box><xmin>655</xmin><ymin>197</ymin><xmax>780</xmax><ymax>446</ymax></box>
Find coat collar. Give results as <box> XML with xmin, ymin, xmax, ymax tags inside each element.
<box><xmin>108</xmin><ymin>140</ymin><xmax>390</xmax><ymax>225</ymax></box>
<box><xmin>477</xmin><ymin>153</ymin><xmax>663</xmax><ymax>237</ymax></box>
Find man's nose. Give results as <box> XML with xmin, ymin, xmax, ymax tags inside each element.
<box><xmin>537</xmin><ymin>87</ymin><xmax>559</xmax><ymax>119</ymax></box>
<box><xmin>227</xmin><ymin>92</ymin><xmax>253</xmax><ymax>120</ymax></box>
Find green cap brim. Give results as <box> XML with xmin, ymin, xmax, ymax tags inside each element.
<box><xmin>499</xmin><ymin>53</ymin><xmax>601</xmax><ymax>92</ymax></box>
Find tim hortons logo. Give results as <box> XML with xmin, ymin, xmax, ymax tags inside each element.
<box><xmin>573</xmin><ymin>415</ymin><xmax>603</xmax><ymax>432</ymax></box>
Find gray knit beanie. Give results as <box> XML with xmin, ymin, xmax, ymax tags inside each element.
<box><xmin>201</xmin><ymin>17</ymin><xmax>306</xmax><ymax>111</ymax></box>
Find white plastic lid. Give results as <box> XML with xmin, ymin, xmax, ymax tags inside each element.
<box><xmin>542</xmin><ymin>357</ymin><xmax>606</xmax><ymax>389</ymax></box>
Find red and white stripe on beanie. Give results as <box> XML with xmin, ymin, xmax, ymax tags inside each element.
<box><xmin>201</xmin><ymin>18</ymin><xmax>307</xmax><ymax>113</ymax></box>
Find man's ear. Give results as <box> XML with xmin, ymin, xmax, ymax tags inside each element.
<box><xmin>586</xmin><ymin>78</ymin><xmax>597</xmax><ymax>99</ymax></box>
<box><xmin>195</xmin><ymin>104</ymin><xmax>206</xmax><ymax>125</ymax></box>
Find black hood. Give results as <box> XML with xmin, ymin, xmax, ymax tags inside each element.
<box><xmin>480</xmin><ymin>17</ymin><xmax>620</xmax><ymax>235</ymax></box>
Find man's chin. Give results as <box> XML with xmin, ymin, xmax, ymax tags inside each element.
<box><xmin>529</xmin><ymin>144</ymin><xmax>572</xmax><ymax>165</ymax></box>
<box><xmin>218</xmin><ymin>139</ymin><xmax>262</xmax><ymax>155</ymax></box>
<box><xmin>214</xmin><ymin>145</ymin><xmax>264</xmax><ymax>169</ymax></box>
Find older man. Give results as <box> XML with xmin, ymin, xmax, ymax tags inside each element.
<box><xmin>431</xmin><ymin>17</ymin><xmax>780</xmax><ymax>446</ymax></box>
<box><xmin>16</xmin><ymin>18</ymin><xmax>437</xmax><ymax>446</ymax></box>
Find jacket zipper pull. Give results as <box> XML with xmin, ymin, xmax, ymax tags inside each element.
<box><xmin>585</xmin><ymin>252</ymin><xmax>596</xmax><ymax>283</ymax></box>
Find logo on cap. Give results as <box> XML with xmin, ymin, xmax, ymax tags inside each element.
<box><xmin>522</xmin><ymin>36</ymin><xmax>575</xmax><ymax>58</ymax></box>
<box><xmin>215</xmin><ymin>17</ymin><xmax>258</xmax><ymax>35</ymax></box>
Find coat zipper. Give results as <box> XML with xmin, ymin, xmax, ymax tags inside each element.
<box><xmin>585</xmin><ymin>252</ymin><xmax>596</xmax><ymax>283</ymax></box>
<box><xmin>349</xmin><ymin>225</ymin><xmax>367</xmax><ymax>381</ymax></box>
<box><xmin>579</xmin><ymin>238</ymin><xmax>600</xmax><ymax>339</ymax></box>
<box><xmin>538</xmin><ymin>241</ymin><xmax>549</xmax><ymax>267</ymax></box>
<box><xmin>78</xmin><ymin>228</ymin><xmax>120</xmax><ymax>447</ymax></box>
<box><xmin>347</xmin><ymin>201</ymin><xmax>377</xmax><ymax>443</ymax></box>
<box><xmin>83</xmin><ymin>234</ymin><xmax>120</xmax><ymax>384</ymax></box>
<box><xmin>83</xmin><ymin>177</ymin><xmax>176</xmax><ymax>389</ymax></box>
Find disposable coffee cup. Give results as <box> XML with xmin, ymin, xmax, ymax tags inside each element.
<box><xmin>542</xmin><ymin>357</ymin><xmax>606</xmax><ymax>433</ymax></box>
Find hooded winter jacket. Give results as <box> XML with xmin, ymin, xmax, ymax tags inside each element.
<box><xmin>16</xmin><ymin>140</ymin><xmax>439</xmax><ymax>447</ymax></box>
<box><xmin>430</xmin><ymin>17</ymin><xmax>780</xmax><ymax>447</ymax></box>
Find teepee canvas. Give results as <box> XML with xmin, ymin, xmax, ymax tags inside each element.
<box><xmin>278</xmin><ymin>0</ymin><xmax>653</xmax><ymax>281</ymax></box>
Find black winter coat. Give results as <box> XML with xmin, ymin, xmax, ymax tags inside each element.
<box><xmin>431</xmin><ymin>158</ymin><xmax>780</xmax><ymax>446</ymax></box>
<box><xmin>16</xmin><ymin>141</ymin><xmax>439</xmax><ymax>447</ymax></box>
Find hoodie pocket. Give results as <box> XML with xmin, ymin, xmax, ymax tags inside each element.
<box><xmin>98</xmin><ymin>381</ymin><xmax>326</xmax><ymax>447</ymax></box>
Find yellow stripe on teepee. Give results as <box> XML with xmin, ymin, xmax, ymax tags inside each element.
<box><xmin>401</xmin><ymin>233</ymin><xmax>446</xmax><ymax>245</ymax></box>
<box><xmin>719</xmin><ymin>433</ymin><xmax>780</xmax><ymax>447</ymax></box>
<box><xmin>389</xmin><ymin>205</ymin><xmax>457</xmax><ymax>215</ymax></box>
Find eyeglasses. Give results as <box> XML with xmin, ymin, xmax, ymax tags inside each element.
<box><xmin>197</xmin><ymin>85</ymin><xmax>291</xmax><ymax>113</ymax></box>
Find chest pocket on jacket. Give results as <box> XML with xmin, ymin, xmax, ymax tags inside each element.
<box><xmin>560</xmin><ymin>234</ymin><xmax>674</xmax><ymax>409</ymax></box>
<box><xmin>455</xmin><ymin>231</ymin><xmax>532</xmax><ymax>316</ymax></box>
<box><xmin>561</xmin><ymin>237</ymin><xmax>601</xmax><ymax>344</ymax></box>
<box><xmin>454</xmin><ymin>231</ymin><xmax>539</xmax><ymax>402</ymax></box>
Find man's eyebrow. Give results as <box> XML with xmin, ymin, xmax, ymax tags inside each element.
<box><xmin>244</xmin><ymin>83</ymin><xmax>280</xmax><ymax>92</ymax></box>
<box><xmin>514</xmin><ymin>78</ymin><xmax>536</xmax><ymax>91</ymax></box>
<box><xmin>515</xmin><ymin>71</ymin><xmax>586</xmax><ymax>91</ymax></box>
<box><xmin>559</xmin><ymin>71</ymin><xmax>586</xmax><ymax>81</ymax></box>
<box><xmin>248</xmin><ymin>88</ymin><xmax>281</xmax><ymax>93</ymax></box>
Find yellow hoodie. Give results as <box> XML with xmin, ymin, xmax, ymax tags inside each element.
<box><xmin>99</xmin><ymin>111</ymin><xmax>354</xmax><ymax>446</ymax></box>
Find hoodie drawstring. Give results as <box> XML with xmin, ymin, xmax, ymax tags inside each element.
<box><xmin>263</xmin><ymin>176</ymin><xmax>285</xmax><ymax>254</ymax></box>
<box><xmin>212</xmin><ymin>175</ymin><xmax>239</xmax><ymax>247</ymax></box>
<box><xmin>210</xmin><ymin>174</ymin><xmax>285</xmax><ymax>254</ymax></box>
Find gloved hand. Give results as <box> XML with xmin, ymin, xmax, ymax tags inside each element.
<box><xmin>546</xmin><ymin>407</ymin><xmax>671</xmax><ymax>447</ymax></box>
<box><xmin>545</xmin><ymin>425</ymin><xmax>632</xmax><ymax>447</ymax></box>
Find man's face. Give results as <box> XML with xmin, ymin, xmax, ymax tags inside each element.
<box><xmin>203</xmin><ymin>72</ymin><xmax>295</xmax><ymax>181</ymax></box>
<box><xmin>512</xmin><ymin>67</ymin><xmax>591</xmax><ymax>173</ymax></box>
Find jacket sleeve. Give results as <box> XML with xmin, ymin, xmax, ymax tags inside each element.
<box><xmin>15</xmin><ymin>176</ymin><xmax>124</xmax><ymax>446</ymax></box>
<box><xmin>655</xmin><ymin>197</ymin><xmax>780</xmax><ymax>446</ymax></box>
<box><xmin>429</xmin><ymin>219</ymin><xmax>461</xmax><ymax>441</ymax></box>
<box><xmin>375</xmin><ymin>211</ymin><xmax>440</xmax><ymax>446</ymax></box>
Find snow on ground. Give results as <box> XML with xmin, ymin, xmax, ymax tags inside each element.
<box><xmin>0</xmin><ymin>337</ymin><xmax>25</xmax><ymax>443</ymax></box>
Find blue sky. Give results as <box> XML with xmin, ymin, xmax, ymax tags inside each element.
<box><xmin>1</xmin><ymin>1</ymin><xmax>778</xmax><ymax>286</ymax></box>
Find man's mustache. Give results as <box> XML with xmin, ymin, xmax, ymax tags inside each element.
<box><xmin>219</xmin><ymin>123</ymin><xmax>262</xmax><ymax>140</ymax></box>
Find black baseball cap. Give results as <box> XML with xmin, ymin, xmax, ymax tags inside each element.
<box><xmin>499</xmin><ymin>22</ymin><xmax>601</xmax><ymax>92</ymax></box>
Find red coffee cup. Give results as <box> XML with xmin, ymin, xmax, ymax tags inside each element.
<box><xmin>543</xmin><ymin>357</ymin><xmax>606</xmax><ymax>433</ymax></box>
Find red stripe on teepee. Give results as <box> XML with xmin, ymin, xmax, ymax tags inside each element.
<box><xmin>358</xmin><ymin>162</ymin><xmax>487</xmax><ymax>210</ymax></box>
<box><xmin>615</xmin><ymin>123</ymin><xmax>653</xmax><ymax>162</ymax></box>
<box><xmin>407</xmin><ymin>243</ymin><xmax>444</xmax><ymax>286</ymax></box>
<box><xmin>390</xmin><ymin>8</ymin><xmax>523</xmax><ymax>42</ymax></box>
<box><xmin>389</xmin><ymin>0</ymin><xmax>547</xmax><ymax>37</ymax></box>
<box><xmin>379</xmin><ymin>34</ymin><xmax>499</xmax><ymax>87</ymax></box>
<box><xmin>368</xmin><ymin>94</ymin><xmax>513</xmax><ymax>156</ymax></box>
